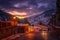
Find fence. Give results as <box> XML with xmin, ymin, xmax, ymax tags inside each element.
<box><xmin>0</xmin><ymin>21</ymin><xmax>28</xmax><ymax>39</ymax></box>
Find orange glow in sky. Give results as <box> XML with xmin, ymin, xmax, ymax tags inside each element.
<box><xmin>7</xmin><ymin>11</ymin><xmax>27</xmax><ymax>19</ymax></box>
<box><xmin>7</xmin><ymin>11</ymin><xmax>27</xmax><ymax>16</ymax></box>
<box><xmin>16</xmin><ymin>16</ymin><xmax>26</xmax><ymax>19</ymax></box>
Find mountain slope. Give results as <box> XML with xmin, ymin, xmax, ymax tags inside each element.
<box><xmin>27</xmin><ymin>9</ymin><xmax>56</xmax><ymax>25</ymax></box>
<box><xmin>0</xmin><ymin>10</ymin><xmax>13</xmax><ymax>21</ymax></box>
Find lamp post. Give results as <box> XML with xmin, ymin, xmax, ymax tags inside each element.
<box><xmin>13</xmin><ymin>16</ymin><xmax>17</xmax><ymax>27</ymax></box>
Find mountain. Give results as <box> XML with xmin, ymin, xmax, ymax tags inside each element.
<box><xmin>27</xmin><ymin>9</ymin><xmax>56</xmax><ymax>25</ymax></box>
<box><xmin>0</xmin><ymin>10</ymin><xmax>13</xmax><ymax>21</ymax></box>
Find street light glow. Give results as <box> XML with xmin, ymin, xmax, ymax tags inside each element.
<box><xmin>13</xmin><ymin>16</ymin><xmax>17</xmax><ymax>19</ymax></box>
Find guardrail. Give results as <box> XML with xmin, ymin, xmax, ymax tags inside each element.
<box><xmin>0</xmin><ymin>26</ymin><xmax>18</xmax><ymax>39</ymax></box>
<box><xmin>0</xmin><ymin>26</ymin><xmax>28</xmax><ymax>39</ymax></box>
<box><xmin>0</xmin><ymin>21</ymin><xmax>17</xmax><ymax>27</ymax></box>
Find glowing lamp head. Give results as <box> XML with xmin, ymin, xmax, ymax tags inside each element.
<box><xmin>13</xmin><ymin>16</ymin><xmax>17</xmax><ymax>19</ymax></box>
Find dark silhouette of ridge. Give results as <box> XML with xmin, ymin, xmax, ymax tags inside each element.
<box><xmin>0</xmin><ymin>10</ymin><xmax>13</xmax><ymax>21</ymax></box>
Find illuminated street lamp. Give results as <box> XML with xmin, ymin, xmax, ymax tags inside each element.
<box><xmin>13</xmin><ymin>16</ymin><xmax>17</xmax><ymax>19</ymax></box>
<box><xmin>13</xmin><ymin>16</ymin><xmax>17</xmax><ymax>26</ymax></box>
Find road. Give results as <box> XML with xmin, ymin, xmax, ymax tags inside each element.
<box><xmin>1</xmin><ymin>25</ymin><xmax>58</xmax><ymax>40</ymax></box>
<box><xmin>2</xmin><ymin>30</ymin><xmax>48</xmax><ymax>40</ymax></box>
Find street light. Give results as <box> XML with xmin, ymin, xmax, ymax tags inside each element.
<box><xmin>13</xmin><ymin>16</ymin><xmax>17</xmax><ymax>19</ymax></box>
<box><xmin>13</xmin><ymin>16</ymin><xmax>17</xmax><ymax>27</ymax></box>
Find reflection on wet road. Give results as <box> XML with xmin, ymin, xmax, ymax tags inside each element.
<box><xmin>14</xmin><ymin>30</ymin><xmax>48</xmax><ymax>40</ymax></box>
<box><xmin>1</xmin><ymin>31</ymin><xmax>48</xmax><ymax>40</ymax></box>
<box><xmin>1</xmin><ymin>26</ymin><xmax>48</xmax><ymax>40</ymax></box>
<box><xmin>41</xmin><ymin>31</ymin><xmax>48</xmax><ymax>40</ymax></box>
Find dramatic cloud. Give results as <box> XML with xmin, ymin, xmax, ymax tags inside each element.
<box><xmin>0</xmin><ymin>0</ymin><xmax>56</xmax><ymax>25</ymax></box>
<box><xmin>0</xmin><ymin>0</ymin><xmax>56</xmax><ymax>15</ymax></box>
<box><xmin>0</xmin><ymin>0</ymin><xmax>56</xmax><ymax>9</ymax></box>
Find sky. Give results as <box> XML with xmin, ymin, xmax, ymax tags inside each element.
<box><xmin>0</xmin><ymin>0</ymin><xmax>56</xmax><ymax>16</ymax></box>
<box><xmin>0</xmin><ymin>0</ymin><xmax>56</xmax><ymax>25</ymax></box>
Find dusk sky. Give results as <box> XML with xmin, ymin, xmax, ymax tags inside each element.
<box><xmin>0</xmin><ymin>0</ymin><xmax>56</xmax><ymax>25</ymax></box>
<box><xmin>0</xmin><ymin>0</ymin><xmax>56</xmax><ymax>16</ymax></box>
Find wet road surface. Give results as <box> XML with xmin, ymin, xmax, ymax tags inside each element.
<box><xmin>15</xmin><ymin>32</ymin><xmax>45</xmax><ymax>40</ymax></box>
<box><xmin>2</xmin><ymin>30</ymin><xmax>48</xmax><ymax>40</ymax></box>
